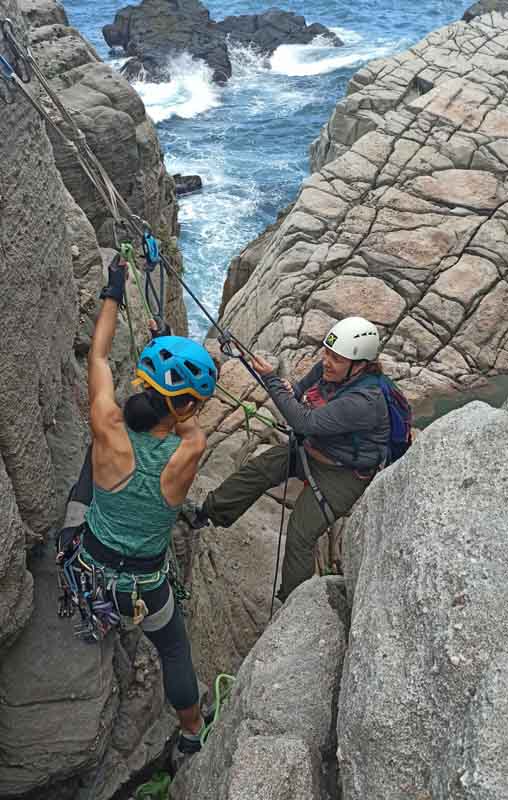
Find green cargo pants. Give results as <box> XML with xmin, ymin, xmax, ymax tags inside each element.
<box><xmin>203</xmin><ymin>443</ymin><xmax>371</xmax><ymax>602</ymax></box>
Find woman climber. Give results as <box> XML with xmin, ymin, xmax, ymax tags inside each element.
<box><xmin>186</xmin><ymin>316</ymin><xmax>397</xmax><ymax>603</ymax></box>
<box><xmin>79</xmin><ymin>254</ymin><xmax>216</xmax><ymax>760</ymax></box>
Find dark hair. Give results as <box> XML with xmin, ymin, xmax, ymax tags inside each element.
<box><xmin>363</xmin><ymin>359</ymin><xmax>383</xmax><ymax>375</ymax></box>
<box><xmin>124</xmin><ymin>388</ymin><xmax>196</xmax><ymax>432</ymax></box>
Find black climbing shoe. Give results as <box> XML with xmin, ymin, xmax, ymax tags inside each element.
<box><xmin>180</xmin><ymin>502</ymin><xmax>210</xmax><ymax>530</ymax></box>
<box><xmin>168</xmin><ymin>729</ymin><xmax>202</xmax><ymax>776</ymax></box>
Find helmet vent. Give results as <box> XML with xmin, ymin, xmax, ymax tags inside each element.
<box><xmin>141</xmin><ymin>357</ymin><xmax>156</xmax><ymax>372</ymax></box>
<box><xmin>170</xmin><ymin>368</ymin><xmax>182</xmax><ymax>384</ymax></box>
<box><xmin>184</xmin><ymin>360</ymin><xmax>201</xmax><ymax>377</ymax></box>
<box><xmin>160</xmin><ymin>349</ymin><xmax>173</xmax><ymax>360</ymax></box>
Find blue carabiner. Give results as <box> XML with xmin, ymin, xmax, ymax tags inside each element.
<box><xmin>142</xmin><ymin>231</ymin><xmax>160</xmax><ymax>268</ymax></box>
<box><xmin>0</xmin><ymin>54</ymin><xmax>15</xmax><ymax>81</ymax></box>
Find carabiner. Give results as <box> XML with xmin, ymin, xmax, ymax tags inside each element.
<box><xmin>218</xmin><ymin>330</ymin><xmax>243</xmax><ymax>359</ymax></box>
<box><xmin>0</xmin><ymin>54</ymin><xmax>15</xmax><ymax>104</ymax></box>
<box><xmin>1</xmin><ymin>18</ymin><xmax>32</xmax><ymax>84</ymax></box>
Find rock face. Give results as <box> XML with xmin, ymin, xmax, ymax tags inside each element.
<box><xmin>103</xmin><ymin>0</ymin><xmax>232</xmax><ymax>85</ymax></box>
<box><xmin>103</xmin><ymin>0</ymin><xmax>341</xmax><ymax>84</ymax></box>
<box><xmin>218</xmin><ymin>11</ymin><xmax>508</xmax><ymax>407</ymax></box>
<box><xmin>20</xmin><ymin>0</ymin><xmax>187</xmax><ymax>334</ymax></box>
<box><xmin>173</xmin><ymin>173</ymin><xmax>203</xmax><ymax>196</ymax></box>
<box><xmin>170</xmin><ymin>577</ymin><xmax>349</xmax><ymax>800</ymax></box>
<box><xmin>463</xmin><ymin>0</ymin><xmax>508</xmax><ymax>20</ymax></box>
<box><xmin>0</xmin><ymin>0</ymin><xmax>78</xmax><ymax>652</ymax></box>
<box><xmin>339</xmin><ymin>402</ymin><xmax>508</xmax><ymax>799</ymax></box>
<box><xmin>0</xmin><ymin>1</ymin><xmax>184</xmax><ymax>797</ymax></box>
<box><xmin>215</xmin><ymin>9</ymin><xmax>342</xmax><ymax>54</ymax></box>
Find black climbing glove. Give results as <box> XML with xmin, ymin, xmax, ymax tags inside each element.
<box><xmin>99</xmin><ymin>253</ymin><xmax>127</xmax><ymax>304</ymax></box>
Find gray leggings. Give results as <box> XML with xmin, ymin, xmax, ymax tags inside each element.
<box><xmin>115</xmin><ymin>580</ymin><xmax>199</xmax><ymax>711</ymax></box>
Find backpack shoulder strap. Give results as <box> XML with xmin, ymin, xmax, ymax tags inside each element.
<box><xmin>330</xmin><ymin>374</ymin><xmax>381</xmax><ymax>402</ymax></box>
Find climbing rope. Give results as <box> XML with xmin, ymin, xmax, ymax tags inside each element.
<box><xmin>200</xmin><ymin>673</ymin><xmax>236</xmax><ymax>745</ymax></box>
<box><xmin>0</xmin><ymin>17</ymin><xmax>268</xmax><ymax>392</ymax></box>
<box><xmin>216</xmin><ymin>382</ymin><xmax>289</xmax><ymax>438</ymax></box>
<box><xmin>270</xmin><ymin>432</ymin><xmax>293</xmax><ymax>619</ymax></box>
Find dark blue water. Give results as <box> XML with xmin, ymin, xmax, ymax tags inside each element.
<box><xmin>64</xmin><ymin>0</ymin><xmax>469</xmax><ymax>337</ymax></box>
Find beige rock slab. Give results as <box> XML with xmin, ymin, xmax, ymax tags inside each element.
<box><xmin>410</xmin><ymin>170</ymin><xmax>504</xmax><ymax>211</ymax></box>
<box><xmin>454</xmin><ymin>280</ymin><xmax>508</xmax><ymax>369</ymax></box>
<box><xmin>432</xmin><ymin>254</ymin><xmax>499</xmax><ymax>307</ymax></box>
<box><xmin>309</xmin><ymin>276</ymin><xmax>405</xmax><ymax>326</ymax></box>
<box><xmin>300</xmin><ymin>309</ymin><xmax>336</xmax><ymax>345</ymax></box>
<box><xmin>408</xmin><ymin>77</ymin><xmax>491</xmax><ymax>130</ymax></box>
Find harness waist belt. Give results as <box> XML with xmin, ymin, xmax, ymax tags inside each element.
<box><xmin>83</xmin><ymin>525</ymin><xmax>166</xmax><ymax>573</ymax></box>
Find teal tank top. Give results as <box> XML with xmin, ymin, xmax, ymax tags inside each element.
<box><xmin>83</xmin><ymin>429</ymin><xmax>181</xmax><ymax>590</ymax></box>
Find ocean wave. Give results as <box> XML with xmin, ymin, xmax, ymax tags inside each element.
<box><xmin>270</xmin><ymin>35</ymin><xmax>402</xmax><ymax>77</ymax></box>
<box><xmin>227</xmin><ymin>39</ymin><xmax>270</xmax><ymax>80</ymax></box>
<box><xmin>133</xmin><ymin>53</ymin><xmax>222</xmax><ymax>122</ymax></box>
<box><xmin>330</xmin><ymin>27</ymin><xmax>364</xmax><ymax>45</ymax></box>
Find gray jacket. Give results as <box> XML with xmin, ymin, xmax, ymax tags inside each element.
<box><xmin>263</xmin><ymin>362</ymin><xmax>390</xmax><ymax>470</ymax></box>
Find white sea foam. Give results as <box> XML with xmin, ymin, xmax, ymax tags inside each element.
<box><xmin>133</xmin><ymin>53</ymin><xmax>222</xmax><ymax>122</ymax></box>
<box><xmin>269</xmin><ymin>34</ymin><xmax>401</xmax><ymax>77</ymax></box>
<box><xmin>330</xmin><ymin>27</ymin><xmax>364</xmax><ymax>45</ymax></box>
<box><xmin>227</xmin><ymin>40</ymin><xmax>270</xmax><ymax>79</ymax></box>
<box><xmin>108</xmin><ymin>55</ymin><xmax>129</xmax><ymax>70</ymax></box>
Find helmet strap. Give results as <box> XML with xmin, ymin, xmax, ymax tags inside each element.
<box><xmin>345</xmin><ymin>360</ymin><xmax>368</xmax><ymax>382</ymax></box>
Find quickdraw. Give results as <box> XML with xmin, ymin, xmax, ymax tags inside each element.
<box><xmin>57</xmin><ymin>530</ymin><xmax>121</xmax><ymax>642</ymax></box>
<box><xmin>1</xmin><ymin>18</ymin><xmax>31</xmax><ymax>83</ymax></box>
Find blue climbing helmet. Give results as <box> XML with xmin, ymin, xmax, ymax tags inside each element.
<box><xmin>136</xmin><ymin>336</ymin><xmax>217</xmax><ymax>401</ymax></box>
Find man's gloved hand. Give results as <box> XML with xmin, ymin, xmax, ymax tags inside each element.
<box><xmin>99</xmin><ymin>254</ymin><xmax>127</xmax><ymax>304</ymax></box>
<box><xmin>149</xmin><ymin>317</ymin><xmax>172</xmax><ymax>338</ymax></box>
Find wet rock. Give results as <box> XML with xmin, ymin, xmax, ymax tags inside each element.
<box><xmin>102</xmin><ymin>0</ymin><xmax>341</xmax><ymax>85</ymax></box>
<box><xmin>103</xmin><ymin>0</ymin><xmax>232</xmax><ymax>85</ymax></box>
<box><xmin>339</xmin><ymin>402</ymin><xmax>508</xmax><ymax>799</ymax></box>
<box><xmin>173</xmin><ymin>173</ymin><xmax>203</xmax><ymax>196</ymax></box>
<box><xmin>120</xmin><ymin>53</ymin><xmax>168</xmax><ymax>82</ymax></box>
<box><xmin>463</xmin><ymin>0</ymin><xmax>508</xmax><ymax>21</ymax></box>
<box><xmin>216</xmin><ymin>9</ymin><xmax>342</xmax><ymax>54</ymax></box>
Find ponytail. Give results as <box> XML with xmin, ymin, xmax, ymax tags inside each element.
<box><xmin>124</xmin><ymin>387</ymin><xmax>169</xmax><ymax>432</ymax></box>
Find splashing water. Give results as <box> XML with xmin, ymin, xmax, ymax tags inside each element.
<box><xmin>133</xmin><ymin>54</ymin><xmax>222</xmax><ymax>122</ymax></box>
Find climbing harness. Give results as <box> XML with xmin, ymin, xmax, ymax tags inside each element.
<box><xmin>297</xmin><ymin>441</ymin><xmax>336</xmax><ymax>527</ymax></box>
<box><xmin>57</xmin><ymin>523</ymin><xmax>190</xmax><ymax>641</ymax></box>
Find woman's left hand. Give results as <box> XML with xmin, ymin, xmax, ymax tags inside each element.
<box><xmin>251</xmin><ymin>354</ymin><xmax>275</xmax><ymax>376</ymax></box>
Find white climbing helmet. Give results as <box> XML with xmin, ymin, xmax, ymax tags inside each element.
<box><xmin>323</xmin><ymin>317</ymin><xmax>380</xmax><ymax>361</ymax></box>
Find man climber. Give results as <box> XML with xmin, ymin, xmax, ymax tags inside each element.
<box><xmin>186</xmin><ymin>316</ymin><xmax>391</xmax><ymax>603</ymax></box>
<box><xmin>60</xmin><ymin>254</ymin><xmax>217</xmax><ymax>762</ymax></box>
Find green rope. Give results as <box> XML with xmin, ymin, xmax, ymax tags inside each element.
<box><xmin>121</xmin><ymin>241</ymin><xmax>153</xmax><ymax>324</ymax></box>
<box><xmin>123</xmin><ymin>289</ymin><xmax>140</xmax><ymax>361</ymax></box>
<box><xmin>135</xmin><ymin>771</ymin><xmax>171</xmax><ymax>800</ymax></box>
<box><xmin>216</xmin><ymin>382</ymin><xmax>278</xmax><ymax>436</ymax></box>
<box><xmin>200</xmin><ymin>673</ymin><xmax>236</xmax><ymax>746</ymax></box>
